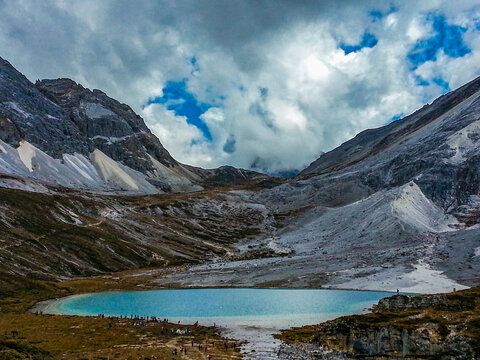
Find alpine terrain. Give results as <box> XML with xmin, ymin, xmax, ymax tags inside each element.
<box><xmin>1</xmin><ymin>55</ymin><xmax>480</xmax><ymax>359</ymax></box>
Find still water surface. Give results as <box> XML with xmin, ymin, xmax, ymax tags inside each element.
<box><xmin>44</xmin><ymin>288</ymin><xmax>392</xmax><ymax>359</ymax></box>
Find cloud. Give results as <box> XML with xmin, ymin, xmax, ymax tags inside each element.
<box><xmin>1</xmin><ymin>0</ymin><xmax>480</xmax><ymax>173</ymax></box>
<box><xmin>147</xmin><ymin>80</ymin><xmax>214</xmax><ymax>141</ymax></box>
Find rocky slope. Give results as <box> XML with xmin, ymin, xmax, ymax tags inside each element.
<box><xmin>156</xmin><ymin>75</ymin><xmax>480</xmax><ymax>293</ymax></box>
<box><xmin>0</xmin><ymin>56</ymin><xmax>263</xmax><ymax>194</ymax></box>
<box><xmin>0</xmin><ymin>184</ymin><xmax>275</xmax><ymax>297</ymax></box>
<box><xmin>297</xmin><ymin>74</ymin><xmax>480</xmax><ymax>215</ymax></box>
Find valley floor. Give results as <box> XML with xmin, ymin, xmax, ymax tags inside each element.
<box><xmin>2</xmin><ymin>258</ymin><xmax>479</xmax><ymax>360</ymax></box>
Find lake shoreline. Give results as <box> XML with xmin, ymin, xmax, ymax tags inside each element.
<box><xmin>29</xmin><ymin>283</ymin><xmax>405</xmax><ymax>315</ymax></box>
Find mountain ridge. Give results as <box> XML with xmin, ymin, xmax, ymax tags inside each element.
<box><xmin>0</xmin><ymin>56</ymin><xmax>265</xmax><ymax>194</ymax></box>
<box><xmin>301</xmin><ymin>74</ymin><xmax>480</xmax><ymax>178</ymax></box>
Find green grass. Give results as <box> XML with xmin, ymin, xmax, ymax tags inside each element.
<box><xmin>0</xmin><ymin>334</ymin><xmax>56</xmax><ymax>360</ymax></box>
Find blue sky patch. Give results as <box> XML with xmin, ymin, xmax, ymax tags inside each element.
<box><xmin>369</xmin><ymin>10</ymin><xmax>383</xmax><ymax>19</ymax></box>
<box><xmin>340</xmin><ymin>33</ymin><xmax>378</xmax><ymax>54</ymax></box>
<box><xmin>433</xmin><ymin>77</ymin><xmax>450</xmax><ymax>93</ymax></box>
<box><xmin>407</xmin><ymin>15</ymin><xmax>471</xmax><ymax>69</ymax></box>
<box><xmin>387</xmin><ymin>113</ymin><xmax>404</xmax><ymax>124</ymax></box>
<box><xmin>189</xmin><ymin>56</ymin><xmax>200</xmax><ymax>73</ymax></box>
<box><xmin>369</xmin><ymin>6</ymin><xmax>397</xmax><ymax>21</ymax></box>
<box><xmin>147</xmin><ymin>80</ymin><xmax>213</xmax><ymax>141</ymax></box>
<box><xmin>414</xmin><ymin>75</ymin><xmax>430</xmax><ymax>86</ymax></box>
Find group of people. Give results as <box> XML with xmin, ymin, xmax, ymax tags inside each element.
<box><xmin>93</xmin><ymin>313</ymin><xmax>240</xmax><ymax>359</ymax></box>
<box><xmin>170</xmin><ymin>347</ymin><xmax>188</xmax><ymax>356</ymax></box>
<box><xmin>97</xmin><ymin>313</ymin><xmax>195</xmax><ymax>333</ymax></box>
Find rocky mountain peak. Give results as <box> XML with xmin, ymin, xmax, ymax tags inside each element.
<box><xmin>35</xmin><ymin>77</ymin><xmax>178</xmax><ymax>172</ymax></box>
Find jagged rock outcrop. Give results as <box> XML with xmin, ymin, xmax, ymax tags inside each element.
<box><xmin>0</xmin><ymin>57</ymin><xmax>90</xmax><ymax>157</ymax></box>
<box><xmin>35</xmin><ymin>78</ymin><xmax>177</xmax><ymax>172</ymax></box>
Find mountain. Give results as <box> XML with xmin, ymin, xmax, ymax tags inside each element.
<box><xmin>156</xmin><ymin>75</ymin><xmax>480</xmax><ymax>293</ymax></box>
<box><xmin>0</xmin><ymin>56</ymin><xmax>263</xmax><ymax>194</ymax></box>
<box><xmin>299</xmin><ymin>75</ymin><xmax>480</xmax><ymax>214</ymax></box>
<box><xmin>0</xmin><ymin>56</ymin><xmax>275</xmax><ymax>297</ymax></box>
<box><xmin>0</xmin><ymin>55</ymin><xmax>480</xmax><ymax>299</ymax></box>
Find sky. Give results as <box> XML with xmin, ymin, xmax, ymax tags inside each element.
<box><xmin>1</xmin><ymin>1</ymin><xmax>480</xmax><ymax>174</ymax></box>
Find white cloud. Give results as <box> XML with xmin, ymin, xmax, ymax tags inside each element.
<box><xmin>1</xmin><ymin>0</ymin><xmax>480</xmax><ymax>173</ymax></box>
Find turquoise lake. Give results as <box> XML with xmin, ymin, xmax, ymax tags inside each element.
<box><xmin>43</xmin><ymin>288</ymin><xmax>393</xmax><ymax>359</ymax></box>
<box><xmin>44</xmin><ymin>288</ymin><xmax>390</xmax><ymax>320</ymax></box>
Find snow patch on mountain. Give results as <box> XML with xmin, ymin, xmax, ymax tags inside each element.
<box><xmin>399</xmin><ymin>260</ymin><xmax>469</xmax><ymax>294</ymax></box>
<box><xmin>91</xmin><ymin>134</ymin><xmax>135</xmax><ymax>144</ymax></box>
<box><xmin>0</xmin><ymin>140</ymin><xmax>30</xmax><ymax>176</ymax></box>
<box><xmin>332</xmin><ymin>260</ymin><xmax>469</xmax><ymax>294</ymax></box>
<box><xmin>446</xmin><ymin>119</ymin><xmax>480</xmax><ymax>164</ymax></box>
<box><xmin>0</xmin><ymin>139</ymin><xmax>162</xmax><ymax>194</ymax></box>
<box><xmin>3</xmin><ymin>101</ymin><xmax>32</xmax><ymax>118</ymax></box>
<box><xmin>17</xmin><ymin>141</ymin><xmax>99</xmax><ymax>188</ymax></box>
<box><xmin>475</xmin><ymin>246</ymin><xmax>480</xmax><ymax>257</ymax></box>
<box><xmin>62</xmin><ymin>153</ymin><xmax>102</xmax><ymax>183</ymax></box>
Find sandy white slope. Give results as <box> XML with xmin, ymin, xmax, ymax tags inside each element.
<box><xmin>0</xmin><ymin>140</ymin><xmax>30</xmax><ymax>176</ymax></box>
<box><xmin>62</xmin><ymin>153</ymin><xmax>103</xmax><ymax>183</ymax></box>
<box><xmin>391</xmin><ymin>182</ymin><xmax>458</xmax><ymax>233</ymax></box>
<box><xmin>147</xmin><ymin>154</ymin><xmax>202</xmax><ymax>192</ymax></box>
<box><xmin>0</xmin><ymin>140</ymin><xmax>161</xmax><ymax>194</ymax></box>
<box><xmin>91</xmin><ymin>149</ymin><xmax>159</xmax><ymax>193</ymax></box>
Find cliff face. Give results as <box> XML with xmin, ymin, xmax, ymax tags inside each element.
<box><xmin>35</xmin><ymin>78</ymin><xmax>178</xmax><ymax>172</ymax></box>
<box><xmin>315</xmin><ymin>316</ymin><xmax>475</xmax><ymax>359</ymax></box>
<box><xmin>0</xmin><ymin>57</ymin><xmax>90</xmax><ymax>157</ymax></box>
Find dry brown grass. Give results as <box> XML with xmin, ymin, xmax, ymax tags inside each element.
<box><xmin>0</xmin><ymin>313</ymin><xmax>242</xmax><ymax>360</ymax></box>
